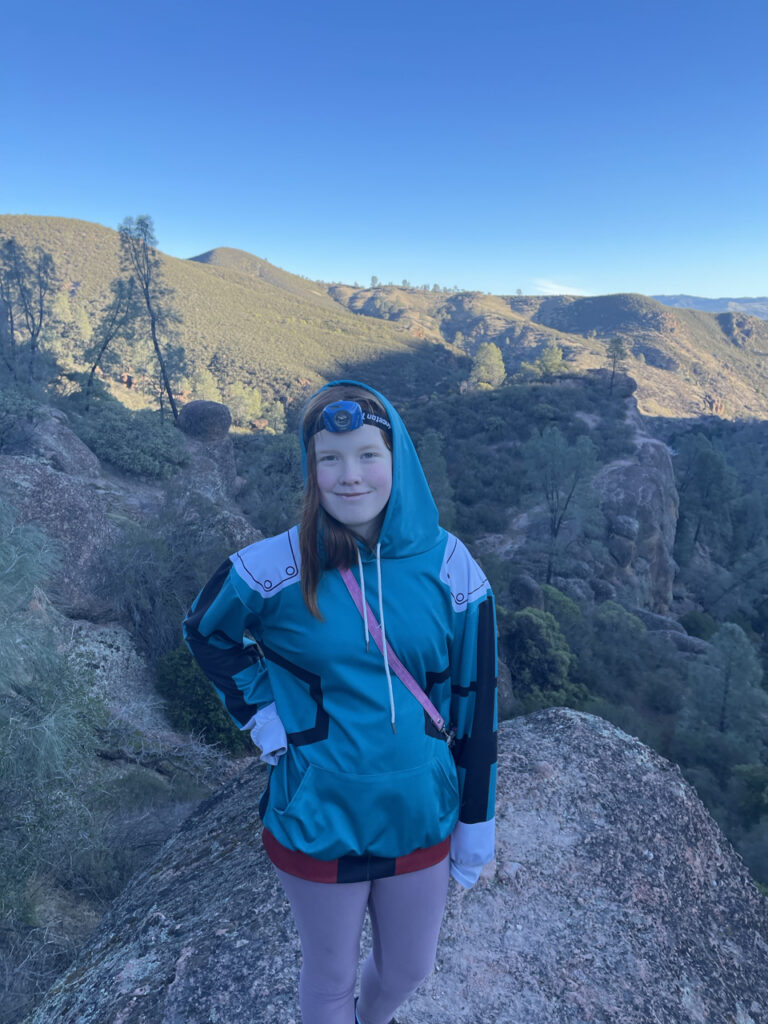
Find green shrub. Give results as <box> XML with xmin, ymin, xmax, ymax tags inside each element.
<box><xmin>680</xmin><ymin>609</ymin><xmax>718</xmax><ymax>641</ymax></box>
<box><xmin>155</xmin><ymin>646</ymin><xmax>251</xmax><ymax>755</ymax></box>
<box><xmin>69</xmin><ymin>403</ymin><xmax>189</xmax><ymax>478</ymax></box>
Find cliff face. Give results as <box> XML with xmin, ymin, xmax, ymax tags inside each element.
<box><xmin>25</xmin><ymin>710</ymin><xmax>768</xmax><ymax>1024</ymax></box>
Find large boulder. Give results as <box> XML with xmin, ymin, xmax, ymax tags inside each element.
<box><xmin>0</xmin><ymin>454</ymin><xmax>122</xmax><ymax>619</ymax></box>
<box><xmin>24</xmin><ymin>710</ymin><xmax>767</xmax><ymax>1024</ymax></box>
<box><xmin>178</xmin><ymin>400</ymin><xmax>231</xmax><ymax>441</ymax></box>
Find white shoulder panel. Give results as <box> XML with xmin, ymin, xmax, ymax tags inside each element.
<box><xmin>440</xmin><ymin>534</ymin><xmax>490</xmax><ymax>614</ymax></box>
<box><xmin>231</xmin><ymin>526</ymin><xmax>301</xmax><ymax>599</ymax></box>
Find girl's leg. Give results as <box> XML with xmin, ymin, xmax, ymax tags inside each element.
<box><xmin>275</xmin><ymin>868</ymin><xmax>371</xmax><ymax>1024</ymax></box>
<box><xmin>356</xmin><ymin>857</ymin><xmax>450</xmax><ymax>1024</ymax></box>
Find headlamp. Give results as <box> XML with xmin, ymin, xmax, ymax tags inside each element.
<box><xmin>316</xmin><ymin>400</ymin><xmax>392</xmax><ymax>436</ymax></box>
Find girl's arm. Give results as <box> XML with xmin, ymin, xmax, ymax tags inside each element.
<box><xmin>445</xmin><ymin>547</ymin><xmax>498</xmax><ymax>887</ymax></box>
<box><xmin>183</xmin><ymin>556</ymin><xmax>278</xmax><ymax>729</ymax></box>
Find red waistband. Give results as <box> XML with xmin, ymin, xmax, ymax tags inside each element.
<box><xmin>262</xmin><ymin>828</ymin><xmax>450</xmax><ymax>884</ymax></box>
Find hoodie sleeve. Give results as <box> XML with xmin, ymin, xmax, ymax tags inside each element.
<box><xmin>443</xmin><ymin>538</ymin><xmax>498</xmax><ymax>874</ymax></box>
<box><xmin>183</xmin><ymin>557</ymin><xmax>275</xmax><ymax>727</ymax></box>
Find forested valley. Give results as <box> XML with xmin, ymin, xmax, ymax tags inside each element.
<box><xmin>1</xmin><ymin>215</ymin><xmax>768</xmax><ymax>1023</ymax></box>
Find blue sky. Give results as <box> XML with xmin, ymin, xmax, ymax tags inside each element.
<box><xmin>2</xmin><ymin>0</ymin><xmax>766</xmax><ymax>297</ymax></box>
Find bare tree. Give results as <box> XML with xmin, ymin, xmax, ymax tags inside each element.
<box><xmin>118</xmin><ymin>216</ymin><xmax>181</xmax><ymax>422</ymax></box>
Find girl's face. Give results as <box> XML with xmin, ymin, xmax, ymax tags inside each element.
<box><xmin>314</xmin><ymin>424</ymin><xmax>393</xmax><ymax>545</ymax></box>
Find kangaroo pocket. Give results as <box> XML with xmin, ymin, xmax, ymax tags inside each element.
<box><xmin>265</xmin><ymin>752</ymin><xmax>459</xmax><ymax>860</ymax></box>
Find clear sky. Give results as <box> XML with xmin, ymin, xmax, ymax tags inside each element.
<box><xmin>2</xmin><ymin>0</ymin><xmax>766</xmax><ymax>297</ymax></box>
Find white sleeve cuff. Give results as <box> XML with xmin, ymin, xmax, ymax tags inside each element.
<box><xmin>450</xmin><ymin>861</ymin><xmax>483</xmax><ymax>888</ymax></box>
<box><xmin>450</xmin><ymin>819</ymin><xmax>495</xmax><ymax>889</ymax></box>
<box><xmin>240</xmin><ymin>702</ymin><xmax>287</xmax><ymax>766</ymax></box>
<box><xmin>451</xmin><ymin>818</ymin><xmax>495</xmax><ymax>867</ymax></box>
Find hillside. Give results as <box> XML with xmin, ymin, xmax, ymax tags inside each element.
<box><xmin>3</xmin><ymin>215</ymin><xmax>768</xmax><ymax>422</ymax></box>
<box><xmin>330</xmin><ymin>285</ymin><xmax>768</xmax><ymax>418</ymax></box>
<box><xmin>0</xmin><ymin>216</ymin><xmax>461</xmax><ymax>416</ymax></box>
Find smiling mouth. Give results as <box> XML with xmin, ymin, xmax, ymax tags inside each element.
<box><xmin>335</xmin><ymin>492</ymin><xmax>370</xmax><ymax>498</ymax></box>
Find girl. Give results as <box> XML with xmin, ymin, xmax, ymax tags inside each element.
<box><xmin>184</xmin><ymin>381</ymin><xmax>497</xmax><ymax>1024</ymax></box>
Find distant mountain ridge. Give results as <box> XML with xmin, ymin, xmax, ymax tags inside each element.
<box><xmin>3</xmin><ymin>214</ymin><xmax>768</xmax><ymax>421</ymax></box>
<box><xmin>654</xmin><ymin>294</ymin><xmax>768</xmax><ymax>319</ymax></box>
<box><xmin>0</xmin><ymin>215</ymin><xmax>442</xmax><ymax>411</ymax></box>
<box><xmin>331</xmin><ymin>284</ymin><xmax>768</xmax><ymax>419</ymax></box>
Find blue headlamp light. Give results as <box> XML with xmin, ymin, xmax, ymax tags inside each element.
<box><xmin>317</xmin><ymin>400</ymin><xmax>392</xmax><ymax>436</ymax></box>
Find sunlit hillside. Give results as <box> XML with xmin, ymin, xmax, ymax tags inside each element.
<box><xmin>332</xmin><ymin>285</ymin><xmax>768</xmax><ymax>419</ymax></box>
<box><xmin>3</xmin><ymin>214</ymin><xmax>768</xmax><ymax>421</ymax></box>
<box><xmin>0</xmin><ymin>215</ymin><xmax>460</xmax><ymax>414</ymax></box>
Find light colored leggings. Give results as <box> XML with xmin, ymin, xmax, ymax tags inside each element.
<box><xmin>275</xmin><ymin>857</ymin><xmax>450</xmax><ymax>1024</ymax></box>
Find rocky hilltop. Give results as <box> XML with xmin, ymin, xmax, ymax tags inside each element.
<box><xmin>329</xmin><ymin>285</ymin><xmax>768</xmax><ymax>419</ymax></box>
<box><xmin>24</xmin><ymin>710</ymin><xmax>768</xmax><ymax>1024</ymax></box>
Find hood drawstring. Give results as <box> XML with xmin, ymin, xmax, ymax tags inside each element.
<box><xmin>355</xmin><ymin>543</ymin><xmax>397</xmax><ymax>733</ymax></box>
<box><xmin>355</xmin><ymin>547</ymin><xmax>370</xmax><ymax>652</ymax></box>
<box><xmin>376</xmin><ymin>542</ymin><xmax>397</xmax><ymax>734</ymax></box>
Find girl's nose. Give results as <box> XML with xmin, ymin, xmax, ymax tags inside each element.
<box><xmin>339</xmin><ymin>458</ymin><xmax>361</xmax><ymax>482</ymax></box>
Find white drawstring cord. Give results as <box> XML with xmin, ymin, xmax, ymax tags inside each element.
<box><xmin>376</xmin><ymin>542</ymin><xmax>397</xmax><ymax>733</ymax></box>
<box><xmin>355</xmin><ymin>546</ymin><xmax>370</xmax><ymax>651</ymax></box>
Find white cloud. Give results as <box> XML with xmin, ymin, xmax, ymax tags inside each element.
<box><xmin>532</xmin><ymin>278</ymin><xmax>590</xmax><ymax>296</ymax></box>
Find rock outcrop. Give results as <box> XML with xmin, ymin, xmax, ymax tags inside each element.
<box><xmin>25</xmin><ymin>710</ymin><xmax>768</xmax><ymax>1024</ymax></box>
<box><xmin>0</xmin><ymin>403</ymin><xmax>251</xmax><ymax>618</ymax></box>
<box><xmin>595</xmin><ymin>437</ymin><xmax>679</xmax><ymax>612</ymax></box>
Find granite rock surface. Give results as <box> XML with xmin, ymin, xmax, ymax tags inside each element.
<box><xmin>24</xmin><ymin>709</ymin><xmax>768</xmax><ymax>1024</ymax></box>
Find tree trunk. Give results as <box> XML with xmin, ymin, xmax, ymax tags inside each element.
<box><xmin>148</xmin><ymin>309</ymin><xmax>178</xmax><ymax>422</ymax></box>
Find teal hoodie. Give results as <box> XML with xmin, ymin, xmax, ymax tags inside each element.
<box><xmin>184</xmin><ymin>381</ymin><xmax>497</xmax><ymax>865</ymax></box>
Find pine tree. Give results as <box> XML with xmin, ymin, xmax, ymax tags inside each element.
<box><xmin>118</xmin><ymin>216</ymin><xmax>183</xmax><ymax>422</ymax></box>
<box><xmin>606</xmin><ymin>335</ymin><xmax>628</xmax><ymax>393</ymax></box>
<box><xmin>469</xmin><ymin>341</ymin><xmax>506</xmax><ymax>389</ymax></box>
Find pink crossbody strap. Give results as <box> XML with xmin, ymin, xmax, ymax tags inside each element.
<box><xmin>339</xmin><ymin>567</ymin><xmax>453</xmax><ymax>741</ymax></box>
